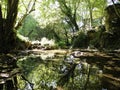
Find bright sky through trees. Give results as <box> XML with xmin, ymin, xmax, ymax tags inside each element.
<box><xmin>107</xmin><ymin>0</ymin><xmax>119</xmax><ymax>5</ymax></box>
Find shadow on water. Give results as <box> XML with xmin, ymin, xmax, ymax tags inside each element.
<box><xmin>16</xmin><ymin>49</ymin><xmax>120</xmax><ymax>90</ymax></box>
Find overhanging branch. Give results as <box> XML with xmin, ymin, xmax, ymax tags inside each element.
<box><xmin>15</xmin><ymin>0</ymin><xmax>36</xmax><ymax>30</ymax></box>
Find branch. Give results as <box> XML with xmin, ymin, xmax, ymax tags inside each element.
<box><xmin>57</xmin><ymin>64</ymin><xmax>77</xmax><ymax>86</ymax></box>
<box><xmin>15</xmin><ymin>0</ymin><xmax>36</xmax><ymax>30</ymax></box>
<box><xmin>21</xmin><ymin>75</ymin><xmax>34</xmax><ymax>90</ymax></box>
<box><xmin>111</xmin><ymin>0</ymin><xmax>120</xmax><ymax>18</ymax></box>
<box><xmin>21</xmin><ymin>0</ymin><xmax>28</xmax><ymax>12</ymax></box>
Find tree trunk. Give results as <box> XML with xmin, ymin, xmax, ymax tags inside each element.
<box><xmin>0</xmin><ymin>0</ymin><xmax>19</xmax><ymax>53</ymax></box>
<box><xmin>64</xmin><ymin>28</ymin><xmax>70</xmax><ymax>46</ymax></box>
<box><xmin>0</xmin><ymin>0</ymin><xmax>19</xmax><ymax>90</ymax></box>
<box><xmin>89</xmin><ymin>8</ymin><xmax>93</xmax><ymax>28</ymax></box>
<box><xmin>87</xmin><ymin>0</ymin><xmax>93</xmax><ymax>29</ymax></box>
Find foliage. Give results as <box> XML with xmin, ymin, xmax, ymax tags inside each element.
<box><xmin>72</xmin><ymin>32</ymin><xmax>89</xmax><ymax>48</ymax></box>
<box><xmin>17</xmin><ymin>53</ymin><xmax>102</xmax><ymax>90</ymax></box>
<box><xmin>18</xmin><ymin>15</ymin><xmax>39</xmax><ymax>40</ymax></box>
<box><xmin>35</xmin><ymin>0</ymin><xmax>61</xmax><ymax>27</ymax></box>
<box><xmin>17</xmin><ymin>55</ymin><xmax>60</xmax><ymax>90</ymax></box>
<box><xmin>1</xmin><ymin>0</ymin><xmax>118</xmax><ymax>51</ymax></box>
<box><xmin>57</xmin><ymin>41</ymin><xmax>67</xmax><ymax>49</ymax></box>
<box><xmin>16</xmin><ymin>0</ymin><xmax>36</xmax><ymax>29</ymax></box>
<box><xmin>37</xmin><ymin>24</ymin><xmax>61</xmax><ymax>42</ymax></box>
<box><xmin>16</xmin><ymin>0</ymin><xmax>108</xmax><ymax>49</ymax></box>
<box><xmin>0</xmin><ymin>0</ymin><xmax>36</xmax><ymax>52</ymax></box>
<box><xmin>89</xmin><ymin>25</ymin><xmax>105</xmax><ymax>48</ymax></box>
<box><xmin>57</xmin><ymin>0</ymin><xmax>80</xmax><ymax>32</ymax></box>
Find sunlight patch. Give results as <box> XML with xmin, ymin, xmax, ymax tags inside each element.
<box><xmin>40</xmin><ymin>37</ymin><xmax>55</xmax><ymax>47</ymax></box>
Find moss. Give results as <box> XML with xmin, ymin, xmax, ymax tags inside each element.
<box><xmin>15</xmin><ymin>36</ymin><xmax>31</xmax><ymax>50</ymax></box>
<box><xmin>72</xmin><ymin>32</ymin><xmax>89</xmax><ymax>48</ymax></box>
<box><xmin>105</xmin><ymin>3</ymin><xmax>120</xmax><ymax>32</ymax></box>
<box><xmin>103</xmin><ymin>3</ymin><xmax>120</xmax><ymax>50</ymax></box>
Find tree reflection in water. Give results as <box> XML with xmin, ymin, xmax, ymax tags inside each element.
<box><xmin>17</xmin><ymin>51</ymin><xmax>103</xmax><ymax>90</ymax></box>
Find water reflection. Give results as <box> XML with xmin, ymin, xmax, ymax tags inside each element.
<box><xmin>24</xmin><ymin>82</ymin><xmax>33</xmax><ymax>90</ymax></box>
<box><xmin>17</xmin><ymin>51</ymin><xmax>103</xmax><ymax>90</ymax></box>
<box><xmin>42</xmin><ymin>54</ymin><xmax>55</xmax><ymax>60</ymax></box>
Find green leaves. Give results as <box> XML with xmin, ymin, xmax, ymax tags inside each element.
<box><xmin>18</xmin><ymin>15</ymin><xmax>39</xmax><ymax>40</ymax></box>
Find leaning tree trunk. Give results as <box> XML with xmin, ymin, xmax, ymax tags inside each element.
<box><xmin>0</xmin><ymin>0</ymin><xmax>19</xmax><ymax>53</ymax></box>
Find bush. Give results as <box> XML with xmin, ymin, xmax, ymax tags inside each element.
<box><xmin>72</xmin><ymin>32</ymin><xmax>89</xmax><ymax>48</ymax></box>
<box><xmin>57</xmin><ymin>41</ymin><xmax>67</xmax><ymax>49</ymax></box>
<box><xmin>89</xmin><ymin>25</ymin><xmax>105</xmax><ymax>49</ymax></box>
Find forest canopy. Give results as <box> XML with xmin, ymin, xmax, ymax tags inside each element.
<box><xmin>0</xmin><ymin>0</ymin><xmax>120</xmax><ymax>52</ymax></box>
<box><xmin>18</xmin><ymin>0</ymin><xmax>107</xmax><ymax>42</ymax></box>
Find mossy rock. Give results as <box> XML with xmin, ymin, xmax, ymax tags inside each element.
<box><xmin>72</xmin><ymin>32</ymin><xmax>89</xmax><ymax>48</ymax></box>
<box><xmin>100</xmin><ymin>32</ymin><xmax>120</xmax><ymax>49</ymax></box>
<box><xmin>105</xmin><ymin>3</ymin><xmax>120</xmax><ymax>33</ymax></box>
<box><xmin>15</xmin><ymin>37</ymin><xmax>32</xmax><ymax>50</ymax></box>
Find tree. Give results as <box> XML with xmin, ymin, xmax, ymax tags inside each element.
<box><xmin>0</xmin><ymin>0</ymin><xmax>19</xmax><ymax>53</ymax></box>
<box><xmin>18</xmin><ymin>15</ymin><xmax>39</xmax><ymax>40</ymax></box>
<box><xmin>15</xmin><ymin>0</ymin><xmax>36</xmax><ymax>30</ymax></box>
<box><xmin>84</xmin><ymin>0</ymin><xmax>107</xmax><ymax>28</ymax></box>
<box><xmin>0</xmin><ymin>0</ymin><xmax>36</xmax><ymax>53</ymax></box>
<box><xmin>0</xmin><ymin>0</ymin><xmax>37</xmax><ymax>89</ymax></box>
<box><xmin>57</xmin><ymin>0</ymin><xmax>80</xmax><ymax>33</ymax></box>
